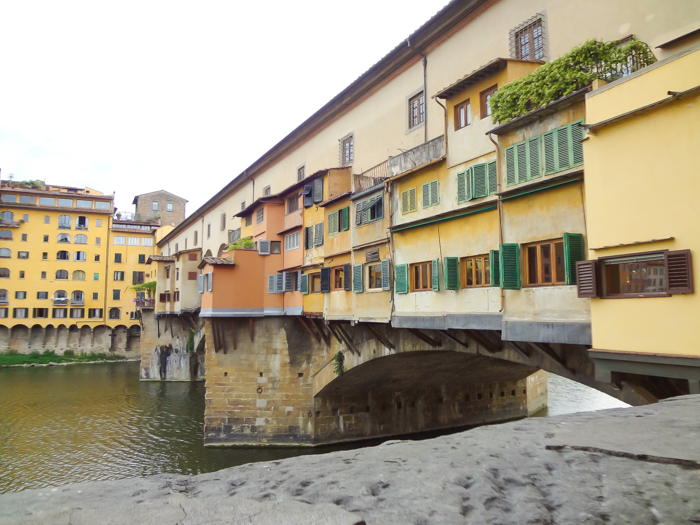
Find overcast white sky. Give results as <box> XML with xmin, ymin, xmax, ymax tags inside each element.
<box><xmin>0</xmin><ymin>0</ymin><xmax>450</xmax><ymax>216</ymax></box>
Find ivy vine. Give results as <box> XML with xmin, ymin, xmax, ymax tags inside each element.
<box><xmin>332</xmin><ymin>351</ymin><xmax>345</xmax><ymax>376</ymax></box>
<box><xmin>491</xmin><ymin>38</ymin><xmax>656</xmax><ymax>124</ymax></box>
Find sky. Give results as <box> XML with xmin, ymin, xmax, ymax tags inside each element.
<box><xmin>0</xmin><ymin>0</ymin><xmax>451</xmax><ymax>216</ymax></box>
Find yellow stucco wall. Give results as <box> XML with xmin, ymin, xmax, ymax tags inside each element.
<box><xmin>584</xmin><ymin>47</ymin><xmax>700</xmax><ymax>356</ymax></box>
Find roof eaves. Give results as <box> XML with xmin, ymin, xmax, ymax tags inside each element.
<box><xmin>435</xmin><ymin>58</ymin><xmax>543</xmax><ymax>99</ymax></box>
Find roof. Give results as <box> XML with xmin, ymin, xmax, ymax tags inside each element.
<box><xmin>198</xmin><ymin>257</ymin><xmax>236</xmax><ymax>269</ymax></box>
<box><xmin>319</xmin><ymin>192</ymin><xmax>351</xmax><ymax>207</ymax></box>
<box><xmin>435</xmin><ymin>58</ymin><xmax>543</xmax><ymax>99</ymax></box>
<box><xmin>156</xmin><ymin>0</ymin><xmax>489</xmax><ymax>246</ymax></box>
<box><xmin>486</xmin><ymin>86</ymin><xmax>591</xmax><ymax>136</ymax></box>
<box><xmin>146</xmin><ymin>255</ymin><xmax>176</xmax><ymax>264</ymax></box>
<box><xmin>132</xmin><ymin>190</ymin><xmax>188</xmax><ymax>205</ymax></box>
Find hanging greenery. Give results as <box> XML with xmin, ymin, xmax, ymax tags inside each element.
<box><xmin>228</xmin><ymin>237</ymin><xmax>255</xmax><ymax>251</ymax></box>
<box><xmin>186</xmin><ymin>329</ymin><xmax>196</xmax><ymax>353</ymax></box>
<box><xmin>332</xmin><ymin>351</ymin><xmax>345</xmax><ymax>376</ymax></box>
<box><xmin>491</xmin><ymin>38</ymin><xmax>656</xmax><ymax>124</ymax></box>
<box><xmin>131</xmin><ymin>280</ymin><xmax>157</xmax><ymax>297</ymax></box>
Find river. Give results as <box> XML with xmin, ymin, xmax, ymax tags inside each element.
<box><xmin>0</xmin><ymin>361</ymin><xmax>628</xmax><ymax>493</ymax></box>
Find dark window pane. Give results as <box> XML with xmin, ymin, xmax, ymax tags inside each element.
<box><xmin>528</xmin><ymin>246</ymin><xmax>539</xmax><ymax>284</ymax></box>
<box><xmin>484</xmin><ymin>256</ymin><xmax>490</xmax><ymax>285</ymax></box>
<box><xmin>475</xmin><ymin>258</ymin><xmax>483</xmax><ymax>285</ymax></box>
<box><xmin>541</xmin><ymin>244</ymin><xmax>552</xmax><ymax>283</ymax></box>
<box><xmin>466</xmin><ymin>260</ymin><xmax>473</xmax><ymax>286</ymax></box>
<box><xmin>554</xmin><ymin>242</ymin><xmax>565</xmax><ymax>283</ymax></box>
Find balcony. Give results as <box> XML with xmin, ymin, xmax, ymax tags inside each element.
<box><xmin>282</xmin><ymin>209</ymin><xmax>303</xmax><ymax>232</ymax></box>
<box><xmin>353</xmin><ymin>160</ymin><xmax>389</xmax><ymax>193</ymax></box>
<box><xmin>0</xmin><ymin>220</ymin><xmax>20</xmax><ymax>228</ymax></box>
<box><xmin>135</xmin><ymin>297</ymin><xmax>155</xmax><ymax>309</ymax></box>
<box><xmin>71</xmin><ymin>300</ymin><xmax>85</xmax><ymax>306</ymax></box>
<box><xmin>52</xmin><ymin>298</ymin><xmax>68</xmax><ymax>306</ymax></box>
<box><xmin>388</xmin><ymin>135</ymin><xmax>445</xmax><ymax>178</ymax></box>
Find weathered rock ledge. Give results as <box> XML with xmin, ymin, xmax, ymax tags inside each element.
<box><xmin>2</xmin><ymin>396</ymin><xmax>699</xmax><ymax>524</ymax></box>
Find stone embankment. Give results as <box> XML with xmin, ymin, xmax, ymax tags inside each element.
<box><xmin>2</xmin><ymin>396</ymin><xmax>699</xmax><ymax>524</ymax></box>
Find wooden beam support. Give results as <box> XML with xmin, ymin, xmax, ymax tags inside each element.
<box><xmin>477</xmin><ymin>330</ymin><xmax>503</xmax><ymax>351</ymax></box>
<box><xmin>326</xmin><ymin>322</ymin><xmax>343</xmax><ymax>344</ymax></box>
<box><xmin>439</xmin><ymin>330</ymin><xmax>469</xmax><ymax>349</ymax></box>
<box><xmin>219</xmin><ymin>319</ymin><xmax>227</xmax><ymax>354</ymax></box>
<box><xmin>366</xmin><ymin>324</ymin><xmax>395</xmax><ymax>350</ymax></box>
<box><xmin>230</xmin><ymin>321</ymin><xmax>237</xmax><ymax>351</ymax></box>
<box><xmin>335</xmin><ymin>323</ymin><xmax>360</xmax><ymax>356</ymax></box>
<box><xmin>407</xmin><ymin>328</ymin><xmax>441</xmax><ymax>348</ymax></box>
<box><xmin>297</xmin><ymin>317</ymin><xmax>320</xmax><ymax>343</ymax></box>
<box><xmin>528</xmin><ymin>342</ymin><xmax>569</xmax><ymax>371</ymax></box>
<box><xmin>310</xmin><ymin>318</ymin><xmax>331</xmax><ymax>348</ymax></box>
<box><xmin>249</xmin><ymin>318</ymin><xmax>255</xmax><ymax>343</ymax></box>
<box><xmin>465</xmin><ymin>330</ymin><xmax>498</xmax><ymax>353</ymax></box>
<box><xmin>508</xmin><ymin>341</ymin><xmax>531</xmax><ymax>360</ymax></box>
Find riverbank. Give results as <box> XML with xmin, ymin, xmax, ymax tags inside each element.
<box><xmin>0</xmin><ymin>350</ymin><xmax>132</xmax><ymax>367</ymax></box>
<box><xmin>2</xmin><ymin>395</ymin><xmax>698</xmax><ymax>524</ymax></box>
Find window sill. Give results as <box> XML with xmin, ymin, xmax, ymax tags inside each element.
<box><xmin>365</xmin><ymin>288</ymin><xmax>385</xmax><ymax>294</ymax></box>
<box><xmin>600</xmin><ymin>293</ymin><xmax>671</xmax><ymax>299</ymax></box>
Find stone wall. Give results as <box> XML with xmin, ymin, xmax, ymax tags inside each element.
<box><xmin>0</xmin><ymin>324</ymin><xmax>141</xmax><ymax>356</ymax></box>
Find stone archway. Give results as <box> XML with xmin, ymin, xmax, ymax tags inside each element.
<box><xmin>10</xmin><ymin>325</ymin><xmax>29</xmax><ymax>353</ymax></box>
<box><xmin>44</xmin><ymin>325</ymin><xmax>57</xmax><ymax>349</ymax></box>
<box><xmin>56</xmin><ymin>325</ymin><xmax>69</xmax><ymax>351</ymax></box>
<box><xmin>67</xmin><ymin>324</ymin><xmax>80</xmax><ymax>350</ymax></box>
<box><xmin>79</xmin><ymin>325</ymin><xmax>92</xmax><ymax>349</ymax></box>
<box><xmin>0</xmin><ymin>325</ymin><xmax>10</xmax><ymax>350</ymax></box>
<box><xmin>92</xmin><ymin>325</ymin><xmax>109</xmax><ymax>352</ymax></box>
<box><xmin>29</xmin><ymin>325</ymin><xmax>44</xmax><ymax>351</ymax></box>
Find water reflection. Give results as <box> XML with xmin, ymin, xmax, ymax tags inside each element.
<box><xmin>0</xmin><ymin>362</ymin><xmax>628</xmax><ymax>493</ymax></box>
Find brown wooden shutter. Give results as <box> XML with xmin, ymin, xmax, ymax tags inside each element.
<box><xmin>576</xmin><ymin>260</ymin><xmax>599</xmax><ymax>298</ymax></box>
<box><xmin>666</xmin><ymin>249</ymin><xmax>693</xmax><ymax>294</ymax></box>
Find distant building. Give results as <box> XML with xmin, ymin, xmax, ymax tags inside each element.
<box><xmin>132</xmin><ymin>190</ymin><xmax>187</xmax><ymax>227</ymax></box>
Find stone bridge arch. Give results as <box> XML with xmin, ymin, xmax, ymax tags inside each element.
<box><xmin>10</xmin><ymin>325</ymin><xmax>29</xmax><ymax>353</ymax></box>
<box><xmin>56</xmin><ymin>325</ymin><xmax>68</xmax><ymax>350</ymax></box>
<box><xmin>0</xmin><ymin>325</ymin><xmax>10</xmax><ymax>350</ymax></box>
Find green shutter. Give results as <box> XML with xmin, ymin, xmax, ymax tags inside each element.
<box><xmin>563</xmin><ymin>232</ymin><xmax>585</xmax><ymax>285</ymax></box>
<box><xmin>381</xmin><ymin>259</ymin><xmax>391</xmax><ymax>290</ymax></box>
<box><xmin>472</xmin><ymin>164</ymin><xmax>487</xmax><ymax>198</ymax></box>
<box><xmin>328</xmin><ymin>211</ymin><xmax>336</xmax><ymax>235</ymax></box>
<box><xmin>408</xmin><ymin>188</ymin><xmax>416</xmax><ymax>212</ymax></box>
<box><xmin>422</xmin><ymin>183</ymin><xmax>431</xmax><ymax>208</ymax></box>
<box><xmin>543</xmin><ymin>131</ymin><xmax>557</xmax><ymax>175</ymax></box>
<box><xmin>430</xmin><ymin>180</ymin><xmax>439</xmax><ymax>206</ymax></box>
<box><xmin>341</xmin><ymin>207</ymin><xmax>349</xmax><ymax>231</ymax></box>
<box><xmin>432</xmin><ymin>259</ymin><xmax>440</xmax><ymax>291</ymax></box>
<box><xmin>571</xmin><ymin>121</ymin><xmax>584</xmax><ymax>166</ymax></box>
<box><xmin>487</xmin><ymin>161</ymin><xmax>497</xmax><ymax>195</ymax></box>
<box><xmin>300</xmin><ymin>274</ymin><xmax>309</xmax><ymax>295</ymax></box>
<box><xmin>557</xmin><ymin>126</ymin><xmax>571</xmax><ymax>171</ymax></box>
<box><xmin>499</xmin><ymin>243</ymin><xmax>520</xmax><ymax>290</ymax></box>
<box><xmin>505</xmin><ymin>146</ymin><xmax>516</xmax><ymax>186</ymax></box>
<box><xmin>395</xmin><ymin>264</ymin><xmax>409</xmax><ymax>294</ymax></box>
<box><xmin>516</xmin><ymin>142</ymin><xmax>528</xmax><ymax>184</ymax></box>
<box><xmin>457</xmin><ymin>170</ymin><xmax>468</xmax><ymax>203</ymax></box>
<box><xmin>489</xmin><ymin>249</ymin><xmax>500</xmax><ymax>287</ymax></box>
<box><xmin>401</xmin><ymin>190</ymin><xmax>410</xmax><ymax>213</ymax></box>
<box><xmin>527</xmin><ymin>137</ymin><xmax>541</xmax><ymax>179</ymax></box>
<box><xmin>353</xmin><ymin>264</ymin><xmax>363</xmax><ymax>293</ymax></box>
<box><xmin>444</xmin><ymin>257</ymin><xmax>460</xmax><ymax>290</ymax></box>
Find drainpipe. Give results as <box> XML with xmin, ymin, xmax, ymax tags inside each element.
<box><xmin>406</xmin><ymin>38</ymin><xmax>428</xmax><ymax>144</ymax></box>
<box><xmin>104</xmin><ymin>208</ymin><xmax>112</xmax><ymax>334</ymax></box>
<box><xmin>488</xmin><ymin>132</ymin><xmax>505</xmax><ymax>314</ymax></box>
<box><xmin>432</xmin><ymin>96</ymin><xmax>448</xmax><ymax>158</ymax></box>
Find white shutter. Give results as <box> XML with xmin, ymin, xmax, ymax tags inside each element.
<box><xmin>276</xmin><ymin>274</ymin><xmax>285</xmax><ymax>293</ymax></box>
<box><xmin>207</xmin><ymin>272</ymin><xmax>213</xmax><ymax>292</ymax></box>
<box><xmin>267</xmin><ymin>275</ymin><xmax>276</xmax><ymax>294</ymax></box>
<box><xmin>197</xmin><ymin>274</ymin><xmax>203</xmax><ymax>293</ymax></box>
<box><xmin>258</xmin><ymin>240</ymin><xmax>271</xmax><ymax>255</ymax></box>
<box><xmin>283</xmin><ymin>271</ymin><xmax>293</xmax><ymax>292</ymax></box>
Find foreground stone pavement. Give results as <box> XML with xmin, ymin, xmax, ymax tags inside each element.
<box><xmin>2</xmin><ymin>396</ymin><xmax>699</xmax><ymax>524</ymax></box>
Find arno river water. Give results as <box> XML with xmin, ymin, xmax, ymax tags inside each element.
<box><xmin>0</xmin><ymin>361</ymin><xmax>628</xmax><ymax>493</ymax></box>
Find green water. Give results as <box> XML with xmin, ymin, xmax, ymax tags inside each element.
<box><xmin>0</xmin><ymin>362</ymin><xmax>627</xmax><ymax>493</ymax></box>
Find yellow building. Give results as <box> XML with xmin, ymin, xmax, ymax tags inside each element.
<box><xmin>582</xmin><ymin>44</ymin><xmax>700</xmax><ymax>393</ymax></box>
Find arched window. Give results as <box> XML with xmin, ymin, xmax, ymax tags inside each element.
<box><xmin>0</xmin><ymin>211</ymin><xmax>13</xmax><ymax>222</ymax></box>
<box><xmin>74</xmin><ymin>234</ymin><xmax>87</xmax><ymax>244</ymax></box>
<box><xmin>73</xmin><ymin>251</ymin><xmax>87</xmax><ymax>261</ymax></box>
<box><xmin>0</xmin><ymin>268</ymin><xmax>9</xmax><ymax>278</ymax></box>
<box><xmin>109</xmin><ymin>308</ymin><xmax>121</xmax><ymax>320</ymax></box>
<box><xmin>57</xmin><ymin>250</ymin><xmax>70</xmax><ymax>260</ymax></box>
<box><xmin>57</xmin><ymin>233</ymin><xmax>71</xmax><ymax>243</ymax></box>
<box><xmin>72</xmin><ymin>270</ymin><xmax>86</xmax><ymax>281</ymax></box>
<box><xmin>58</xmin><ymin>215</ymin><xmax>72</xmax><ymax>229</ymax></box>
<box><xmin>0</xmin><ymin>230</ymin><xmax>12</xmax><ymax>240</ymax></box>
<box><xmin>55</xmin><ymin>290</ymin><xmax>67</xmax><ymax>299</ymax></box>
<box><xmin>0</xmin><ymin>289</ymin><xmax>7</xmax><ymax>303</ymax></box>
<box><xmin>55</xmin><ymin>269</ymin><xmax>69</xmax><ymax>280</ymax></box>
<box><xmin>71</xmin><ymin>290</ymin><xmax>85</xmax><ymax>304</ymax></box>
<box><xmin>0</xmin><ymin>248</ymin><xmax>10</xmax><ymax>258</ymax></box>
<box><xmin>75</xmin><ymin>216</ymin><xmax>88</xmax><ymax>229</ymax></box>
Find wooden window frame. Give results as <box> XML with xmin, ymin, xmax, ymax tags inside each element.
<box><xmin>461</xmin><ymin>254</ymin><xmax>491</xmax><ymax>288</ymax></box>
<box><xmin>367</xmin><ymin>263</ymin><xmax>383</xmax><ymax>290</ymax></box>
<box><xmin>480</xmin><ymin>84</ymin><xmax>498</xmax><ymax>118</ymax></box>
<box><xmin>286</xmin><ymin>194</ymin><xmax>299</xmax><ymax>214</ymax></box>
<box><xmin>401</xmin><ymin>187</ymin><xmax>417</xmax><ymax>214</ymax></box>
<box><xmin>262</xmin><ymin>185</ymin><xmax>271</xmax><ymax>197</ymax></box>
<box><xmin>514</xmin><ymin>19</ymin><xmax>544</xmax><ymax>61</ymax></box>
<box><xmin>270</xmin><ymin>241</ymin><xmax>281</xmax><ymax>254</ymax></box>
<box><xmin>408</xmin><ymin>90</ymin><xmax>425</xmax><ymax>129</ymax></box>
<box><xmin>598</xmin><ymin>250</ymin><xmax>675</xmax><ymax>299</ymax></box>
<box><xmin>297</xmin><ymin>165</ymin><xmax>305</xmax><ymax>182</ymax></box>
<box><xmin>340</xmin><ymin>134</ymin><xmax>354</xmax><ymax>166</ymax></box>
<box><xmin>454</xmin><ymin>99</ymin><xmax>471</xmax><ymax>130</ymax></box>
<box><xmin>310</xmin><ymin>273</ymin><xmax>322</xmax><ymax>293</ymax></box>
<box><xmin>256</xmin><ymin>207</ymin><xmax>264</xmax><ymax>224</ymax></box>
<box><xmin>409</xmin><ymin>261</ymin><xmax>432</xmax><ymax>292</ymax></box>
<box><xmin>523</xmin><ymin>238</ymin><xmax>566</xmax><ymax>287</ymax></box>
<box><xmin>331</xmin><ymin>266</ymin><xmax>345</xmax><ymax>291</ymax></box>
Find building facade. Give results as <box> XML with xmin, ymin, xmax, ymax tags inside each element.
<box><xmin>132</xmin><ymin>190</ymin><xmax>187</xmax><ymax>227</ymax></box>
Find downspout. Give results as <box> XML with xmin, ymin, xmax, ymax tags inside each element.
<box><xmin>488</xmin><ymin>132</ymin><xmax>505</xmax><ymax>314</ymax></box>
<box><xmin>432</xmin><ymin>96</ymin><xmax>448</xmax><ymax>158</ymax></box>
<box><xmin>406</xmin><ymin>38</ymin><xmax>428</xmax><ymax>144</ymax></box>
<box><xmin>104</xmin><ymin>209</ymin><xmax>112</xmax><ymax>335</ymax></box>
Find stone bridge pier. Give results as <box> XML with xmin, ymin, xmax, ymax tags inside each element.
<box><xmin>201</xmin><ymin>317</ymin><xmax>649</xmax><ymax>447</ymax></box>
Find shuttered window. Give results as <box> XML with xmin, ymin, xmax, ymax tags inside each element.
<box><xmin>197</xmin><ymin>274</ymin><xmax>204</xmax><ymax>293</ymax></box>
<box><xmin>443</xmin><ymin>257</ymin><xmax>460</xmax><ymax>290</ymax></box>
<box><xmin>543</xmin><ymin>121</ymin><xmax>585</xmax><ymax>175</ymax></box>
<box><xmin>461</xmin><ymin>255</ymin><xmax>490</xmax><ymax>288</ymax></box>
<box><xmin>489</xmin><ymin>249</ymin><xmax>500</xmax><ymax>287</ymax></box>
<box><xmin>356</xmin><ymin>196</ymin><xmax>382</xmax><ymax>225</ymax></box>
<box><xmin>499</xmin><ymin>243</ymin><xmax>520</xmax><ymax>290</ymax></box>
<box><xmin>341</xmin><ymin>207</ymin><xmax>349</xmax><ymax>231</ymax></box>
<box><xmin>576</xmin><ymin>260</ymin><xmax>598</xmax><ymax>298</ymax></box>
<box><xmin>504</xmin><ymin>137</ymin><xmax>541</xmax><ymax>186</ymax></box>
<box><xmin>300</xmin><ymin>274</ymin><xmax>309</xmax><ymax>295</ymax></box>
<box><xmin>305</xmin><ymin>226</ymin><xmax>313</xmax><ymax>249</ymax></box>
<box><xmin>432</xmin><ymin>259</ymin><xmax>440</xmax><ymax>291</ymax></box>
<box><xmin>353</xmin><ymin>264</ymin><xmax>363</xmax><ymax>293</ymax></box>
<box><xmin>563</xmin><ymin>232</ymin><xmax>585</xmax><ymax>285</ymax></box>
<box><xmin>421</xmin><ymin>180</ymin><xmax>439</xmax><ymax>208</ymax></box>
<box><xmin>313</xmin><ymin>178</ymin><xmax>324</xmax><ymax>203</ymax></box>
<box><xmin>381</xmin><ymin>259</ymin><xmax>391</xmax><ymax>291</ymax></box>
<box><xmin>343</xmin><ymin>263</ymin><xmax>352</xmax><ymax>291</ymax></box>
<box><xmin>320</xmin><ymin>267</ymin><xmax>331</xmax><ymax>293</ymax></box>
<box><xmin>395</xmin><ymin>264</ymin><xmax>409</xmax><ymax>294</ymax></box>
<box><xmin>314</xmin><ymin>223</ymin><xmax>324</xmax><ymax>246</ymax></box>
<box><xmin>328</xmin><ymin>211</ymin><xmax>340</xmax><ymax>235</ymax></box>
<box><xmin>458</xmin><ymin>161</ymin><xmax>498</xmax><ymax>203</ymax></box>
<box><xmin>401</xmin><ymin>188</ymin><xmax>417</xmax><ymax>214</ymax></box>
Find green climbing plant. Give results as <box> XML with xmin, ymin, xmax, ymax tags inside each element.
<box><xmin>491</xmin><ymin>38</ymin><xmax>656</xmax><ymax>124</ymax></box>
<box><xmin>186</xmin><ymin>329</ymin><xmax>196</xmax><ymax>353</ymax></box>
<box><xmin>131</xmin><ymin>280</ymin><xmax>157</xmax><ymax>298</ymax></box>
<box><xmin>228</xmin><ymin>237</ymin><xmax>255</xmax><ymax>251</ymax></box>
<box><xmin>332</xmin><ymin>351</ymin><xmax>345</xmax><ymax>376</ymax></box>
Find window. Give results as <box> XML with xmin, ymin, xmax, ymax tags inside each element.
<box><xmin>340</xmin><ymin>134</ymin><xmax>354</xmax><ymax>165</ymax></box>
<box><xmin>0</xmin><ymin>308</ymin><xmax>7</xmax><ymax>318</ymax></box>
<box><xmin>297</xmin><ymin>165</ymin><xmax>305</xmax><ymax>182</ymax></box>
<box><xmin>455</xmin><ymin>99</ymin><xmax>471</xmax><ymax>130</ymax></box>
<box><xmin>71</xmin><ymin>290</ymin><xmax>85</xmax><ymax>304</ymax></box>
<box><xmin>332</xmin><ymin>266</ymin><xmax>345</xmax><ymax>290</ymax></box>
<box><xmin>188</xmin><ymin>271</ymin><xmax>198</xmax><ymax>280</ymax></box>
<box><xmin>270</xmin><ymin>241</ymin><xmax>281</xmax><ymax>254</ymax></box>
<box><xmin>93</xmin><ymin>273</ymin><xmax>99</xmax><ymax>281</ymax></box>
<box><xmin>109</xmin><ymin>308</ymin><xmax>121</xmax><ymax>320</ymax></box>
<box><xmin>0</xmin><ymin>289</ymin><xmax>6</xmax><ymax>304</ymax></box>
<box><xmin>165</xmin><ymin>266</ymin><xmax>171</xmax><ymax>278</ymax></box>
<box><xmin>368</xmin><ymin>263</ymin><xmax>383</xmax><ymax>290</ymax></box>
<box><xmin>57</xmin><ymin>233</ymin><xmax>71</xmax><ymax>243</ymax></box>
<box><xmin>356</xmin><ymin>197</ymin><xmax>382</xmax><ymax>226</ymax></box>
<box><xmin>33</xmin><ymin>308</ymin><xmax>49</xmax><ymax>318</ymax></box>
<box><xmin>73</xmin><ymin>251</ymin><xmax>87</xmax><ymax>261</ymax></box>
<box><xmin>22</xmin><ymin>214</ymin><xmax>28</xmax><ymax>222</ymax></box>
<box><xmin>18</xmin><ymin>251</ymin><xmax>28</xmax><ymax>259</ymax></box>
<box><xmin>3</xmin><ymin>195</ymin><xmax>16</xmax><ymax>203</ymax></box>
<box><xmin>96</xmin><ymin>219</ymin><xmax>102</xmax><ymax>227</ymax></box>
<box><xmin>76</xmin><ymin>200</ymin><xmax>92</xmax><ymax>209</ymax></box>
<box><xmin>399</xmin><ymin>187</ymin><xmax>418</xmax><ymax>215</ymax></box>
<box><xmin>0</xmin><ymin>268</ymin><xmax>8</xmax><ymax>278</ymax></box>
<box><xmin>43</xmin><ymin>235</ymin><xmax>49</xmax><ymax>242</ymax></box>
<box><xmin>167</xmin><ymin>202</ymin><xmax>173</xmax><ymax>212</ymax></box>
<box><xmin>285</xmin><ymin>231</ymin><xmax>300</xmax><ymax>251</ymax></box>
<box><xmin>138</xmin><ymin>254</ymin><xmax>146</xmax><ymax>264</ymax></box>
<box><xmin>287</xmin><ymin>195</ymin><xmax>299</xmax><ymax>214</ymax></box>
<box><xmin>0</xmin><ymin>248</ymin><xmax>9</xmax><ymax>258</ymax></box>
<box><xmin>112</xmin><ymin>289</ymin><xmax>121</xmax><ymax>300</ymax></box>
<box><xmin>72</xmin><ymin>270</ymin><xmax>86</xmax><ymax>281</ymax></box>
<box><xmin>194</xmin><ymin>231</ymin><xmax>198</xmax><ymax>246</ymax></box>
<box><xmin>37</xmin><ymin>291</ymin><xmax>48</xmax><ymax>300</ymax></box>
<box><xmin>13</xmin><ymin>308</ymin><xmax>28</xmax><ymax>319</ymax></box>
<box><xmin>19</xmin><ymin>270</ymin><xmax>24</xmax><ymax>279</ymax></box>
<box><xmin>53</xmin><ymin>308</ymin><xmax>66</xmax><ymax>318</ymax></box>
<box><xmin>42</xmin><ymin>271</ymin><xmax>48</xmax><ymax>279</ymax></box>
<box><xmin>114</xmin><ymin>236</ymin><xmax>126</xmax><ymax>245</ymax></box>
<box><xmin>94</xmin><ymin>254</ymin><xmax>100</xmax><ymax>262</ymax></box>
<box><xmin>89</xmin><ymin>308</ymin><xmax>103</xmax><ymax>319</ymax></box>
<box><xmin>314</xmin><ymin>222</ymin><xmax>324</xmax><ymax>247</ymax></box>
<box><xmin>207</xmin><ymin>223</ymin><xmax>211</xmax><ymax>239</ymax></box>
<box><xmin>0</xmin><ymin>230</ymin><xmax>12</xmax><ymax>240</ymax></box>
<box><xmin>263</xmin><ymin>185</ymin><xmax>271</xmax><ymax>196</ymax></box>
<box><xmin>19</xmin><ymin>196</ymin><xmax>33</xmax><ymax>204</ymax></box>
<box><xmin>0</xmin><ymin>211</ymin><xmax>13</xmax><ymax>223</ymax></box>
<box><xmin>141</xmin><ymin>238</ymin><xmax>153</xmax><ymax>247</ymax></box>
<box><xmin>245</xmin><ymin>215</ymin><xmax>252</xmax><ymax>227</ymax></box>
<box><xmin>220</xmin><ymin>213</ymin><xmax>226</xmax><ymax>231</ymax></box>
<box><xmin>114</xmin><ymin>253</ymin><xmax>122</xmax><ymax>263</ymax></box>
<box><xmin>128</xmin><ymin>237</ymin><xmax>139</xmax><ymax>246</ymax></box>
<box><xmin>95</xmin><ymin>237</ymin><xmax>101</xmax><ymax>245</ymax></box>
<box><xmin>21</xmin><ymin>233</ymin><xmax>27</xmax><ymax>241</ymax></box>
<box><xmin>15</xmin><ymin>291</ymin><xmax>27</xmax><ymax>299</ymax></box>
<box><xmin>241</xmin><ymin>201</ymin><xmax>246</xmax><ymax>211</ymax></box>
<box><xmin>457</xmin><ymin>161</ymin><xmax>498</xmax><ymax>202</ymax></box>
<box><xmin>70</xmin><ymin>308</ymin><xmax>85</xmax><ymax>319</ymax></box>
<box><xmin>256</xmin><ymin>207</ymin><xmax>264</xmax><ymax>224</ymax></box>
<box><xmin>92</xmin><ymin>292</ymin><xmax>99</xmax><ymax>300</ymax></box>
<box><xmin>74</xmin><ymin>234</ymin><xmax>87</xmax><ymax>244</ymax></box>
<box><xmin>39</xmin><ymin>197</ymin><xmax>55</xmax><ymax>206</ymax></box>
<box><xmin>598</xmin><ymin>253</ymin><xmax>678</xmax><ymax>297</ymax></box>
<box><xmin>57</xmin><ymin>250</ymin><xmax>70</xmax><ymax>260</ymax></box>
<box><xmin>75</xmin><ymin>216</ymin><xmax>88</xmax><ymax>229</ymax></box>
<box><xmin>462</xmin><ymin>255</ymin><xmax>491</xmax><ymax>288</ymax></box>
<box><xmin>329</xmin><ymin>207</ymin><xmax>350</xmax><ymax>234</ymax></box>
<box><xmin>480</xmin><ymin>85</ymin><xmax>497</xmax><ymax>118</ymax></box>
<box><xmin>525</xmin><ymin>239</ymin><xmax>566</xmax><ymax>286</ymax></box>
<box><xmin>304</xmin><ymin>226</ymin><xmax>314</xmax><ymax>249</ymax></box>
<box><xmin>95</xmin><ymin>202</ymin><xmax>110</xmax><ymax>211</ymax></box>
<box><xmin>56</xmin><ymin>269</ymin><xmax>69</xmax><ymax>280</ymax></box>
<box><xmin>514</xmin><ymin>18</ymin><xmax>544</xmax><ymax>60</ymax></box>
<box><xmin>176</xmin><ymin>268</ymin><xmax>180</xmax><ymax>280</ymax></box>
<box><xmin>114</xmin><ymin>271</ymin><xmax>125</xmax><ymax>281</ymax></box>
<box><xmin>408</xmin><ymin>91</ymin><xmax>425</xmax><ymax>129</ymax></box>
<box><xmin>410</xmin><ymin>261</ymin><xmax>433</xmax><ymax>292</ymax></box>
<box><xmin>152</xmin><ymin>201</ymin><xmax>159</xmax><ymax>211</ymax></box>
<box><xmin>421</xmin><ymin>181</ymin><xmax>439</xmax><ymax>208</ymax></box>
<box><xmin>310</xmin><ymin>273</ymin><xmax>322</xmax><ymax>293</ymax></box>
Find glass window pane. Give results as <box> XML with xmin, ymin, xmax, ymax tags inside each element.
<box><xmin>484</xmin><ymin>256</ymin><xmax>490</xmax><ymax>285</ymax></box>
<box><xmin>475</xmin><ymin>258</ymin><xmax>483</xmax><ymax>285</ymax></box>
<box><xmin>554</xmin><ymin>242</ymin><xmax>565</xmax><ymax>283</ymax></box>
<box><xmin>76</xmin><ymin>200</ymin><xmax>92</xmax><ymax>209</ymax></box>
<box><xmin>541</xmin><ymin>244</ymin><xmax>552</xmax><ymax>283</ymax></box>
<box><xmin>421</xmin><ymin>264</ymin><xmax>429</xmax><ymax>289</ymax></box>
<box><xmin>466</xmin><ymin>260</ymin><xmax>473</xmax><ymax>286</ymax></box>
<box><xmin>527</xmin><ymin>246</ymin><xmax>539</xmax><ymax>284</ymax></box>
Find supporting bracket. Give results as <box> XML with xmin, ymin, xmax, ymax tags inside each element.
<box><xmin>528</xmin><ymin>341</ymin><xmax>570</xmax><ymax>372</ymax></box>
<box><xmin>439</xmin><ymin>330</ymin><xmax>469</xmax><ymax>349</ymax></box>
<box><xmin>310</xmin><ymin>318</ymin><xmax>331</xmax><ymax>348</ymax></box>
<box><xmin>335</xmin><ymin>323</ymin><xmax>359</xmax><ymax>356</ymax></box>
<box><xmin>297</xmin><ymin>317</ymin><xmax>320</xmax><ymax>343</ymax></box>
<box><xmin>366</xmin><ymin>324</ymin><xmax>395</xmax><ymax>351</ymax></box>
<box><xmin>407</xmin><ymin>328</ymin><xmax>441</xmax><ymax>348</ymax></box>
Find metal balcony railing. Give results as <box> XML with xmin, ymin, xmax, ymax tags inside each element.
<box><xmin>353</xmin><ymin>160</ymin><xmax>389</xmax><ymax>193</ymax></box>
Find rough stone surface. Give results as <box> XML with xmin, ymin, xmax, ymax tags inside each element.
<box><xmin>2</xmin><ymin>396</ymin><xmax>699</xmax><ymax>524</ymax></box>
